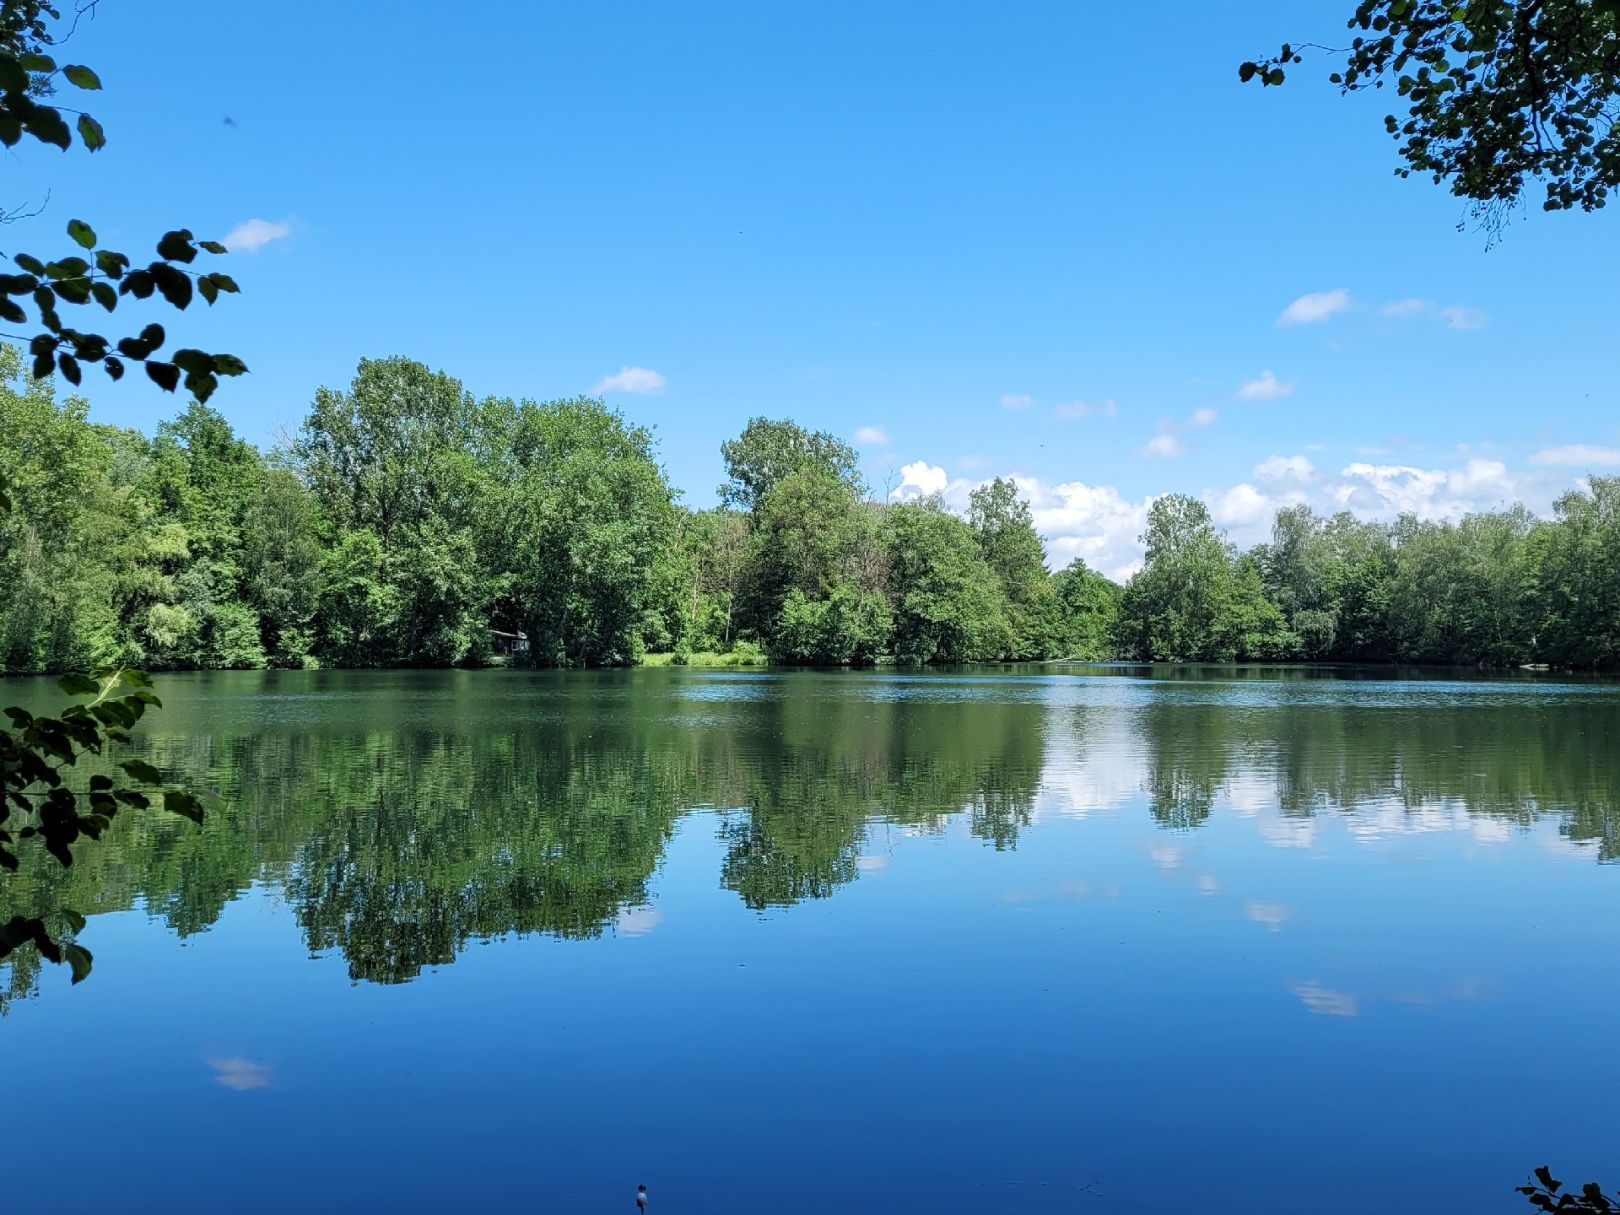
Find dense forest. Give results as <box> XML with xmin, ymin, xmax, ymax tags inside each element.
<box><xmin>2</xmin><ymin>350</ymin><xmax>1617</xmax><ymax>673</ymax></box>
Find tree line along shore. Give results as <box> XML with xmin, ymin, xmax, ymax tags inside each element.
<box><xmin>2</xmin><ymin>352</ymin><xmax>1617</xmax><ymax>675</ymax></box>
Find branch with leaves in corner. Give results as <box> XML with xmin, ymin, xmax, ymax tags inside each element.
<box><xmin>0</xmin><ymin>0</ymin><xmax>247</xmax><ymax>399</ymax></box>
<box><xmin>1519</xmin><ymin>1165</ymin><xmax>1619</xmax><ymax>1213</ymax></box>
<box><xmin>1</xmin><ymin>0</ymin><xmax>249</xmax><ymax>987</ymax></box>
<box><xmin>1240</xmin><ymin>1</ymin><xmax>1620</xmax><ymax>235</ymax></box>
<box><xmin>1</xmin><ymin>663</ymin><xmax>214</xmax><ymax>982</ymax></box>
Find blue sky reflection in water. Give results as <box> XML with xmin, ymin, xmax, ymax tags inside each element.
<box><xmin>3</xmin><ymin>668</ymin><xmax>1617</xmax><ymax>1214</ymax></box>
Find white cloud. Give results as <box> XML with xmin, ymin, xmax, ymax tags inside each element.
<box><xmin>853</xmin><ymin>425</ymin><xmax>889</xmax><ymax>446</ymax></box>
<box><xmin>1381</xmin><ymin>297</ymin><xmax>1486</xmax><ymax>329</ymax></box>
<box><xmin>1150</xmin><ymin>843</ymin><xmax>1186</xmax><ymax>870</ymax></box>
<box><xmin>1189</xmin><ymin>407</ymin><xmax>1218</xmax><ymax>428</ymax></box>
<box><xmin>1018</xmin><ymin>477</ymin><xmax>1152</xmax><ymax>581</ymax></box>
<box><xmin>1235</xmin><ymin>369</ymin><xmax>1295</xmax><ymax>401</ymax></box>
<box><xmin>1246</xmin><ymin>901</ymin><xmax>1290</xmax><ymax>932</ymax></box>
<box><xmin>590</xmin><ymin>366</ymin><xmax>667</xmax><ymax>394</ymax></box>
<box><xmin>615</xmin><ymin>906</ymin><xmax>663</xmax><ymax>937</ymax></box>
<box><xmin>879</xmin><ymin>450</ymin><xmax>1589</xmax><ymax>593</ymax></box>
<box><xmin>1382</xmin><ymin>297</ymin><xmax>1431</xmax><ymax>317</ymax></box>
<box><xmin>1438</xmin><ymin>306</ymin><xmax>1488</xmax><ymax>330</ymax></box>
<box><xmin>1277</xmin><ymin>288</ymin><xmax>1350</xmax><ymax>326</ymax></box>
<box><xmin>890</xmin><ymin>460</ymin><xmax>949</xmax><ymax>499</ymax></box>
<box><xmin>1212</xmin><ymin>483</ymin><xmax>1276</xmax><ymax>528</ymax></box>
<box><xmin>1531</xmin><ymin>444</ymin><xmax>1620</xmax><ymax>467</ymax></box>
<box><xmin>1141</xmin><ymin>433</ymin><xmax>1185</xmax><ymax>459</ymax></box>
<box><xmin>1053</xmin><ymin>399</ymin><xmax>1119</xmax><ymax>420</ymax></box>
<box><xmin>1000</xmin><ymin>393</ymin><xmax>1033</xmax><ymax>411</ymax></box>
<box><xmin>1289</xmin><ymin>981</ymin><xmax>1359</xmax><ymax>1017</ymax></box>
<box><xmin>1254</xmin><ymin>454</ymin><xmax>1316</xmax><ymax>484</ymax></box>
<box><xmin>208</xmin><ymin>1057</ymin><xmax>272</xmax><ymax>1091</ymax></box>
<box><xmin>1334</xmin><ymin>457</ymin><xmax>1516</xmax><ymax>519</ymax></box>
<box><xmin>222</xmin><ymin>218</ymin><xmax>291</xmax><ymax>253</ymax></box>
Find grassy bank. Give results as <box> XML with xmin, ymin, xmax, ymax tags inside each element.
<box><xmin>640</xmin><ymin>645</ymin><xmax>768</xmax><ymax>668</ymax></box>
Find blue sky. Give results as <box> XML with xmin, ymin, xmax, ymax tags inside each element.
<box><xmin>16</xmin><ymin>0</ymin><xmax>1619</xmax><ymax>576</ymax></box>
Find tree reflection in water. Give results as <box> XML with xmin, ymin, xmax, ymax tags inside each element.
<box><xmin>2</xmin><ymin>669</ymin><xmax>1615</xmax><ymax>1000</ymax></box>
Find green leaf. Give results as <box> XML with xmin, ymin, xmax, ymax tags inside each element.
<box><xmin>185</xmin><ymin>370</ymin><xmax>218</xmax><ymax>404</ymax></box>
<box><xmin>63</xmin><ymin>65</ymin><xmax>102</xmax><ymax>91</ymax></box>
<box><xmin>118</xmin><ymin>759</ymin><xmax>163</xmax><ymax>784</ymax></box>
<box><xmin>27</xmin><ymin>107</ymin><xmax>72</xmax><ymax>149</ymax></box>
<box><xmin>94</xmin><ymin>250</ymin><xmax>128</xmax><ymax>279</ymax></box>
<box><xmin>88</xmin><ymin>775</ymin><xmax>113</xmax><ymax>792</ymax></box>
<box><xmin>207</xmin><ymin>272</ymin><xmax>240</xmax><ymax>294</ymax></box>
<box><xmin>0</xmin><ymin>298</ymin><xmax>24</xmax><ymax>324</ymax></box>
<box><xmin>198</xmin><ymin>276</ymin><xmax>218</xmax><ymax>305</ymax></box>
<box><xmin>76</xmin><ymin>113</ymin><xmax>106</xmax><ymax>151</ymax></box>
<box><xmin>61</xmin><ymin>908</ymin><xmax>87</xmax><ymax>933</ymax></box>
<box><xmin>14</xmin><ymin>253</ymin><xmax>46</xmax><ymax>275</ymax></box>
<box><xmin>62</xmin><ymin>942</ymin><xmax>93</xmax><ymax>984</ymax></box>
<box><xmin>67</xmin><ymin>219</ymin><xmax>96</xmax><ymax>249</ymax></box>
<box><xmin>91</xmin><ymin>281</ymin><xmax>116</xmax><ymax>311</ymax></box>
<box><xmin>44</xmin><ymin>256</ymin><xmax>90</xmax><ymax>280</ymax></box>
<box><xmin>198</xmin><ymin>240</ymin><xmax>227</xmax><ymax>255</ymax></box>
<box><xmin>150</xmin><ymin>263</ymin><xmax>192</xmax><ymax>309</ymax></box>
<box><xmin>0</xmin><ymin>59</ymin><xmax>27</xmax><ymax>93</ymax></box>
<box><xmin>156</xmin><ymin>230</ymin><xmax>197</xmax><ymax>264</ymax></box>
<box><xmin>52</xmin><ymin>277</ymin><xmax>91</xmax><ymax>305</ymax></box>
<box><xmin>56</xmin><ymin>673</ymin><xmax>100</xmax><ymax>696</ymax></box>
<box><xmin>163</xmin><ymin>790</ymin><xmax>205</xmax><ymax>824</ymax></box>
<box><xmin>139</xmin><ymin>322</ymin><xmax>166</xmax><ymax>349</ymax></box>
<box><xmin>103</xmin><ymin>355</ymin><xmax>124</xmax><ymax>381</ymax></box>
<box><xmin>145</xmin><ymin>360</ymin><xmax>180</xmax><ymax>392</ymax></box>
<box><xmin>121</xmin><ymin>269</ymin><xmax>154</xmax><ymax>299</ymax></box>
<box><xmin>172</xmin><ymin>348</ymin><xmax>213</xmax><ymax>374</ymax></box>
<box><xmin>213</xmin><ymin>353</ymin><xmax>249</xmax><ymax>376</ymax></box>
<box><xmin>18</xmin><ymin>52</ymin><xmax>57</xmax><ymax>73</ymax></box>
<box><xmin>57</xmin><ymin>353</ymin><xmax>81</xmax><ymax>386</ymax></box>
<box><xmin>31</xmin><ymin>352</ymin><xmax>53</xmax><ymax>380</ymax></box>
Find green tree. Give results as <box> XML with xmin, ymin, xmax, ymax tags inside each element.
<box><xmin>1050</xmin><ymin>558</ymin><xmax>1121</xmax><ymax>660</ymax></box>
<box><xmin>241</xmin><ymin>466</ymin><xmax>324</xmax><ymax>667</ymax></box>
<box><xmin>1530</xmin><ymin>478</ymin><xmax>1620</xmax><ymax>668</ymax></box>
<box><xmin>884</xmin><ymin>499</ymin><xmax>1011</xmax><ymax>663</ymax></box>
<box><xmin>969</xmin><ymin>477</ymin><xmax>1059</xmax><ymax>659</ymax></box>
<box><xmin>489</xmin><ymin>395</ymin><xmax>676</xmax><ymax>666</ymax></box>
<box><xmin>741</xmin><ymin>465</ymin><xmax>875</xmax><ymax>649</ymax></box>
<box><xmin>296</xmin><ymin>359</ymin><xmax>490</xmax><ymax>666</ymax></box>
<box><xmin>719</xmin><ymin>416</ymin><xmax>863</xmax><ymax>510</ymax></box>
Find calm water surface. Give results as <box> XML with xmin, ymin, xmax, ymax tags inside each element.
<box><xmin>4</xmin><ymin>667</ymin><xmax>1617</xmax><ymax>1214</ymax></box>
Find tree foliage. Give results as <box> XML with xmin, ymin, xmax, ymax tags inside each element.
<box><xmin>1</xmin><ymin>667</ymin><xmax>206</xmax><ymax>982</ymax></box>
<box><xmin>0</xmin><ymin>2</ymin><xmax>246</xmax><ymax>394</ymax></box>
<box><xmin>1243</xmin><ymin>1</ymin><xmax>1620</xmax><ymax>229</ymax></box>
<box><xmin>719</xmin><ymin>416</ymin><xmax>863</xmax><ymax>510</ymax></box>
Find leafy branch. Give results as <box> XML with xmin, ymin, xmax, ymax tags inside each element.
<box><xmin>1</xmin><ymin>666</ymin><xmax>215</xmax><ymax>982</ymax></box>
<box><xmin>1240</xmin><ymin>1</ymin><xmax>1620</xmax><ymax>232</ymax></box>
<box><xmin>0</xmin><ymin>220</ymin><xmax>247</xmax><ymax>400</ymax></box>
<box><xmin>0</xmin><ymin>1</ymin><xmax>247</xmax><ymax>401</ymax></box>
<box><xmin>1520</xmin><ymin>1166</ymin><xmax>1619</xmax><ymax>1213</ymax></box>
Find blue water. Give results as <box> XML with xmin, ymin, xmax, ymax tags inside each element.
<box><xmin>3</xmin><ymin>667</ymin><xmax>1617</xmax><ymax>1213</ymax></box>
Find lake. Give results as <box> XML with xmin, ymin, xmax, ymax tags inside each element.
<box><xmin>4</xmin><ymin>667</ymin><xmax>1618</xmax><ymax>1214</ymax></box>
